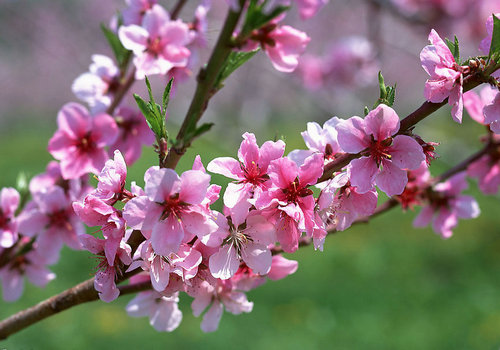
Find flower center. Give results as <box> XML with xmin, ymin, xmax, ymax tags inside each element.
<box><xmin>369</xmin><ymin>136</ymin><xmax>393</xmax><ymax>166</ymax></box>
<box><xmin>281</xmin><ymin>177</ymin><xmax>313</xmax><ymax>203</ymax></box>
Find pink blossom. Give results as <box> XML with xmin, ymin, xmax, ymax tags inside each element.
<box><xmin>0</xmin><ymin>246</ymin><xmax>55</xmax><ymax>302</ymax></box>
<box><xmin>71</xmin><ymin>55</ymin><xmax>120</xmax><ymax>114</ymax></box>
<box><xmin>118</xmin><ymin>4</ymin><xmax>191</xmax><ymax>79</ymax></box>
<box><xmin>132</xmin><ymin>241</ymin><xmax>202</xmax><ymax>292</ymax></box>
<box><xmin>479</xmin><ymin>13</ymin><xmax>500</xmax><ymax>54</ymax></box>
<box><xmin>123</xmin><ymin>167</ymin><xmax>217</xmax><ymax>256</ymax></box>
<box><xmin>420</xmin><ymin>29</ymin><xmax>468</xmax><ymax>123</ymax></box>
<box><xmin>255</xmin><ymin>153</ymin><xmax>324</xmax><ymax>253</ymax></box>
<box><xmin>468</xmin><ymin>147</ymin><xmax>500</xmax><ymax>195</ymax></box>
<box><xmin>208</xmin><ymin>211</ymin><xmax>276</xmax><ymax>280</ymax></box>
<box><xmin>484</xmin><ymin>92</ymin><xmax>500</xmax><ymax>134</ymax></box>
<box><xmin>318</xmin><ymin>179</ymin><xmax>378</xmax><ymax>232</ymax></box>
<box><xmin>187</xmin><ymin>278</ymin><xmax>253</xmax><ymax>333</ymax></box>
<box><xmin>18</xmin><ymin>186</ymin><xmax>84</xmax><ymax>263</ymax></box>
<box><xmin>267</xmin><ymin>255</ymin><xmax>299</xmax><ymax>280</ymax></box>
<box><xmin>80</xmin><ymin>234</ymin><xmax>132</xmax><ymax>302</ymax></box>
<box><xmin>397</xmin><ymin>161</ymin><xmax>431</xmax><ymax>210</ymax></box>
<box><xmin>463</xmin><ymin>86</ymin><xmax>497</xmax><ymax>124</ymax></box>
<box><xmin>122</xmin><ymin>0</ymin><xmax>158</xmax><ymax>26</ymax></box>
<box><xmin>190</xmin><ymin>0</ymin><xmax>211</xmax><ymax>48</ymax></box>
<box><xmin>93</xmin><ymin>150</ymin><xmax>129</xmax><ymax>204</ymax></box>
<box><xmin>73</xmin><ymin>195</ymin><xmax>126</xmax><ymax>265</ymax></box>
<box><xmin>413</xmin><ymin>172</ymin><xmax>480</xmax><ymax>238</ymax></box>
<box><xmin>288</xmin><ymin>117</ymin><xmax>343</xmax><ymax>165</ymax></box>
<box><xmin>298</xmin><ymin>36</ymin><xmax>379</xmax><ymax>90</ymax></box>
<box><xmin>0</xmin><ymin>188</ymin><xmax>20</xmax><ymax>248</ymax></box>
<box><xmin>294</xmin><ymin>0</ymin><xmax>328</xmax><ymax>19</ymax></box>
<box><xmin>110</xmin><ymin>107</ymin><xmax>155</xmax><ymax>165</ymax></box>
<box><xmin>48</xmin><ymin>103</ymin><xmax>119</xmax><ymax>179</ymax></box>
<box><xmin>207</xmin><ymin>132</ymin><xmax>285</xmax><ymax>221</ymax></box>
<box><xmin>126</xmin><ymin>289</ymin><xmax>182</xmax><ymax>332</ymax></box>
<box><xmin>336</xmin><ymin>104</ymin><xmax>426</xmax><ymax>196</ymax></box>
<box><xmin>248</xmin><ymin>24</ymin><xmax>310</xmax><ymax>73</ymax></box>
<box><xmin>29</xmin><ymin>161</ymin><xmax>91</xmax><ymax>201</ymax></box>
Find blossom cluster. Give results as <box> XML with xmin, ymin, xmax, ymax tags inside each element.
<box><xmin>0</xmin><ymin>0</ymin><xmax>499</xmax><ymax>337</ymax></box>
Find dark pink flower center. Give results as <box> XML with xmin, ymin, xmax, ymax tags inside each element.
<box><xmin>240</xmin><ymin>162</ymin><xmax>269</xmax><ymax>186</ymax></box>
<box><xmin>49</xmin><ymin>210</ymin><xmax>73</xmax><ymax>231</ymax></box>
<box><xmin>159</xmin><ymin>193</ymin><xmax>187</xmax><ymax>220</ymax></box>
<box><xmin>116</xmin><ymin>117</ymin><xmax>140</xmax><ymax>140</ymax></box>
<box><xmin>77</xmin><ymin>134</ymin><xmax>96</xmax><ymax>153</ymax></box>
<box><xmin>281</xmin><ymin>178</ymin><xmax>313</xmax><ymax>203</ymax></box>
<box><xmin>0</xmin><ymin>210</ymin><xmax>9</xmax><ymax>228</ymax></box>
<box><xmin>147</xmin><ymin>37</ymin><xmax>164</xmax><ymax>56</ymax></box>
<box><xmin>368</xmin><ymin>136</ymin><xmax>393</xmax><ymax>166</ymax></box>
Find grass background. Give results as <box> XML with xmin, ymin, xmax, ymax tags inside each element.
<box><xmin>1</xmin><ymin>110</ymin><xmax>500</xmax><ymax>350</ymax></box>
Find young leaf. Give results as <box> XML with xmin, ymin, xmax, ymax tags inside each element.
<box><xmin>144</xmin><ymin>76</ymin><xmax>163</xmax><ymax>119</ymax></box>
<box><xmin>215</xmin><ymin>50</ymin><xmax>259</xmax><ymax>89</ymax></box>
<box><xmin>445</xmin><ymin>36</ymin><xmax>460</xmax><ymax>63</ymax></box>
<box><xmin>133</xmin><ymin>93</ymin><xmax>162</xmax><ymax>137</ymax></box>
<box><xmin>489</xmin><ymin>14</ymin><xmax>500</xmax><ymax>59</ymax></box>
<box><xmin>100</xmin><ymin>24</ymin><xmax>130</xmax><ymax>66</ymax></box>
<box><xmin>162</xmin><ymin>78</ymin><xmax>174</xmax><ymax>116</ymax></box>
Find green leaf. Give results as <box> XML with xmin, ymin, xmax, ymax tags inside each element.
<box><xmin>162</xmin><ymin>78</ymin><xmax>174</xmax><ymax>116</ymax></box>
<box><xmin>185</xmin><ymin>123</ymin><xmax>214</xmax><ymax>141</ymax></box>
<box><xmin>373</xmin><ymin>71</ymin><xmax>397</xmax><ymax>108</ymax></box>
<box><xmin>386</xmin><ymin>84</ymin><xmax>396</xmax><ymax>107</ymax></box>
<box><xmin>133</xmin><ymin>93</ymin><xmax>162</xmax><ymax>137</ymax></box>
<box><xmin>378</xmin><ymin>71</ymin><xmax>387</xmax><ymax>99</ymax></box>
<box><xmin>241</xmin><ymin>0</ymin><xmax>290</xmax><ymax>35</ymax></box>
<box><xmin>445</xmin><ymin>36</ymin><xmax>460</xmax><ymax>63</ymax></box>
<box><xmin>215</xmin><ymin>50</ymin><xmax>259</xmax><ymax>89</ymax></box>
<box><xmin>100</xmin><ymin>24</ymin><xmax>130</xmax><ymax>67</ymax></box>
<box><xmin>364</xmin><ymin>106</ymin><xmax>370</xmax><ymax>116</ymax></box>
<box><xmin>489</xmin><ymin>14</ymin><xmax>500</xmax><ymax>59</ymax></box>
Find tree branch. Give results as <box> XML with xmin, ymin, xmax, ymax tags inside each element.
<box><xmin>163</xmin><ymin>2</ymin><xmax>246</xmax><ymax>169</ymax></box>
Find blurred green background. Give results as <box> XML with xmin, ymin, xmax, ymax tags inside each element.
<box><xmin>1</xmin><ymin>110</ymin><xmax>500</xmax><ymax>349</ymax></box>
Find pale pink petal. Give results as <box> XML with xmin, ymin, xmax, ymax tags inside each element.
<box><xmin>241</xmin><ymin>242</ymin><xmax>271</xmax><ymax>275</ymax></box>
<box><xmin>209</xmin><ymin>244</ymin><xmax>240</xmax><ymax>280</ymax></box>
<box><xmin>150</xmin><ymin>256</ymin><xmax>171</xmax><ymax>292</ymax></box>
<box><xmin>179</xmin><ymin>170</ymin><xmax>210</xmax><ymax>204</ymax></box>
<box><xmin>118</xmin><ymin>25</ymin><xmax>149</xmax><ymax>54</ymax></box>
<box><xmin>201</xmin><ymin>301</ymin><xmax>223</xmax><ymax>333</ymax></box>
<box><xmin>336</xmin><ymin>116</ymin><xmax>369</xmax><ymax>153</ymax></box>
<box><xmin>348</xmin><ymin>157</ymin><xmax>378</xmax><ymax>193</ymax></box>
<box><xmin>298</xmin><ymin>153</ymin><xmax>324</xmax><ymax>186</ymax></box>
<box><xmin>389</xmin><ymin>135</ymin><xmax>426</xmax><ymax>170</ymax></box>
<box><xmin>150</xmin><ymin>296</ymin><xmax>183</xmax><ymax>332</ymax></box>
<box><xmin>376</xmin><ymin>159</ymin><xmax>408</xmax><ymax>196</ymax></box>
<box><xmin>206</xmin><ymin>157</ymin><xmax>243</xmax><ymax>180</ymax></box>
<box><xmin>151</xmin><ymin>216</ymin><xmax>184</xmax><ymax>256</ymax></box>
<box><xmin>365</xmin><ymin>104</ymin><xmax>400</xmax><ymax>140</ymax></box>
<box><xmin>453</xmin><ymin>195</ymin><xmax>480</xmax><ymax>219</ymax></box>
<box><xmin>267</xmin><ymin>255</ymin><xmax>298</xmax><ymax>280</ymax></box>
<box><xmin>413</xmin><ymin>205</ymin><xmax>434</xmax><ymax>227</ymax></box>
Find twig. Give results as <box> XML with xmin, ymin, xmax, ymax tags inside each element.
<box><xmin>163</xmin><ymin>2</ymin><xmax>246</xmax><ymax>169</ymax></box>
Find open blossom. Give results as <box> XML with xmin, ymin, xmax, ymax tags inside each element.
<box><xmin>247</xmin><ymin>23</ymin><xmax>310</xmax><ymax>73</ymax></box>
<box><xmin>288</xmin><ymin>117</ymin><xmax>343</xmax><ymax>165</ymax></box>
<box><xmin>479</xmin><ymin>13</ymin><xmax>500</xmax><ymax>54</ymax></box>
<box><xmin>71</xmin><ymin>55</ymin><xmax>120</xmax><ymax>114</ymax></box>
<box><xmin>255</xmin><ymin>153</ymin><xmax>324</xmax><ymax>253</ymax></box>
<box><xmin>131</xmin><ymin>242</ymin><xmax>202</xmax><ymax>292</ymax></box>
<box><xmin>0</xmin><ymin>243</ymin><xmax>55</xmax><ymax>302</ymax></box>
<box><xmin>80</xmin><ymin>234</ymin><xmax>132</xmax><ymax>302</ymax></box>
<box><xmin>109</xmin><ymin>107</ymin><xmax>154</xmax><ymax>165</ymax></box>
<box><xmin>92</xmin><ymin>150</ymin><xmax>128</xmax><ymax>204</ymax></box>
<box><xmin>187</xmin><ymin>277</ymin><xmax>253</xmax><ymax>333</ymax></box>
<box><xmin>29</xmin><ymin>161</ymin><xmax>90</xmax><ymax>201</ymax></box>
<box><xmin>208</xmin><ymin>211</ymin><xmax>276</xmax><ymax>280</ymax></box>
<box><xmin>18</xmin><ymin>186</ymin><xmax>84</xmax><ymax>264</ymax></box>
<box><xmin>126</xmin><ymin>287</ymin><xmax>183</xmax><ymax>332</ymax></box>
<box><xmin>420</xmin><ymin>29</ymin><xmax>468</xmax><ymax>123</ymax></box>
<box><xmin>48</xmin><ymin>103</ymin><xmax>119</xmax><ymax>179</ymax></box>
<box><xmin>123</xmin><ymin>166</ymin><xmax>217</xmax><ymax>256</ymax></box>
<box><xmin>336</xmin><ymin>104</ymin><xmax>426</xmax><ymax>196</ymax></box>
<box><xmin>318</xmin><ymin>179</ymin><xmax>378</xmax><ymax>232</ymax></box>
<box><xmin>119</xmin><ymin>4</ymin><xmax>191</xmax><ymax>79</ymax></box>
<box><xmin>73</xmin><ymin>195</ymin><xmax>126</xmax><ymax>266</ymax></box>
<box><xmin>207</xmin><ymin>132</ymin><xmax>285</xmax><ymax>221</ymax></box>
<box><xmin>413</xmin><ymin>172</ymin><xmax>480</xmax><ymax>238</ymax></box>
<box><xmin>396</xmin><ymin>161</ymin><xmax>431</xmax><ymax>210</ymax></box>
<box><xmin>468</xmin><ymin>135</ymin><xmax>500</xmax><ymax>194</ymax></box>
<box><xmin>122</xmin><ymin>0</ymin><xmax>158</xmax><ymax>25</ymax></box>
<box><xmin>483</xmin><ymin>93</ymin><xmax>500</xmax><ymax>134</ymax></box>
<box><xmin>463</xmin><ymin>86</ymin><xmax>497</xmax><ymax>124</ymax></box>
<box><xmin>0</xmin><ymin>188</ymin><xmax>20</xmax><ymax>248</ymax></box>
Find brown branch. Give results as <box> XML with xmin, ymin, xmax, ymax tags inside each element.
<box><xmin>0</xmin><ymin>275</ymin><xmax>151</xmax><ymax>340</ymax></box>
<box><xmin>105</xmin><ymin>68</ymin><xmax>136</xmax><ymax>115</ymax></box>
<box><xmin>163</xmin><ymin>2</ymin><xmax>246</xmax><ymax>169</ymax></box>
<box><xmin>170</xmin><ymin>0</ymin><xmax>188</xmax><ymax>20</ymax></box>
